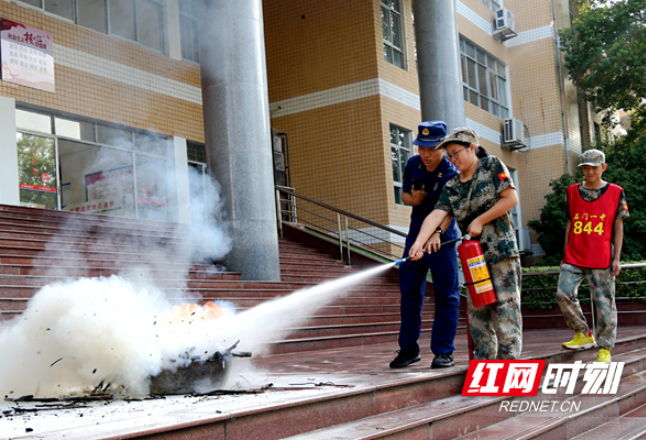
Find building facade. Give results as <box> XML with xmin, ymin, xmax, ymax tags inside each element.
<box><xmin>0</xmin><ymin>0</ymin><xmax>594</xmax><ymax>261</ymax></box>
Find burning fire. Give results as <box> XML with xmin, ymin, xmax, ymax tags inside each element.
<box><xmin>171</xmin><ymin>301</ymin><xmax>225</xmax><ymax>323</ymax></box>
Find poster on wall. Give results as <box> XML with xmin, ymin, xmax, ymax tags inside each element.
<box><xmin>65</xmin><ymin>166</ymin><xmax>136</xmax><ymax>217</ymax></box>
<box><xmin>0</xmin><ymin>19</ymin><xmax>55</xmax><ymax>93</ymax></box>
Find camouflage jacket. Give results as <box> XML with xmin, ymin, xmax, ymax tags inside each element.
<box><xmin>436</xmin><ymin>155</ymin><xmax>519</xmax><ymax>264</ymax></box>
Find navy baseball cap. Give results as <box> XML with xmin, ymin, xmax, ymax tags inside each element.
<box><xmin>412</xmin><ymin>121</ymin><xmax>448</xmax><ymax>148</ymax></box>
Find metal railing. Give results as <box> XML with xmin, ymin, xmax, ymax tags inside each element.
<box><xmin>275</xmin><ymin>186</ymin><xmax>407</xmax><ymax>264</ymax></box>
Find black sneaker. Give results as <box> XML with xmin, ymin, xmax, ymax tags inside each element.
<box><xmin>389</xmin><ymin>350</ymin><xmax>421</xmax><ymax>368</ymax></box>
<box><xmin>431</xmin><ymin>353</ymin><xmax>454</xmax><ymax>368</ymax></box>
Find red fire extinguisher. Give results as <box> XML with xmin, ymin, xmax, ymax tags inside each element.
<box><xmin>458</xmin><ymin>238</ymin><xmax>497</xmax><ymax>308</ymax></box>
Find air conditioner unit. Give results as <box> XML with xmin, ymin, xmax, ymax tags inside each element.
<box><xmin>503</xmin><ymin>118</ymin><xmax>526</xmax><ymax>148</ymax></box>
<box><xmin>493</xmin><ymin>8</ymin><xmax>517</xmax><ymax>41</ymax></box>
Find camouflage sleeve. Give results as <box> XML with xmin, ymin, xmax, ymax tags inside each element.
<box><xmin>435</xmin><ymin>183</ymin><xmax>453</xmax><ymax>216</ymax></box>
<box><xmin>616</xmin><ymin>190</ymin><xmax>629</xmax><ymax>219</ymax></box>
<box><xmin>488</xmin><ymin>156</ymin><xmax>515</xmax><ymax>194</ymax></box>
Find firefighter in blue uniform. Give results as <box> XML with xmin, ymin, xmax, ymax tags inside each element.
<box><xmin>390</xmin><ymin>121</ymin><xmax>461</xmax><ymax>369</ymax></box>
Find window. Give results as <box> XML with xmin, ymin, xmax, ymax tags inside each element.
<box><xmin>187</xmin><ymin>141</ymin><xmax>206</xmax><ymax>163</ymax></box>
<box><xmin>16</xmin><ymin>108</ymin><xmax>171</xmax><ymax>220</ymax></box>
<box><xmin>481</xmin><ymin>0</ymin><xmax>502</xmax><ymax>10</ymax></box>
<box><xmin>381</xmin><ymin>0</ymin><xmax>405</xmax><ymax>68</ymax></box>
<box><xmin>390</xmin><ymin>124</ymin><xmax>411</xmax><ymax>205</ymax></box>
<box><xmin>179</xmin><ymin>0</ymin><xmax>199</xmax><ymax>63</ymax></box>
<box><xmin>18</xmin><ymin>0</ymin><xmax>164</xmax><ymax>53</ymax></box>
<box><xmin>78</xmin><ymin>0</ymin><xmax>107</xmax><ymax>34</ymax></box>
<box><xmin>460</xmin><ymin>38</ymin><xmax>509</xmax><ymax>119</ymax></box>
<box><xmin>17</xmin><ymin>133</ymin><xmax>58</xmax><ymax>210</ymax></box>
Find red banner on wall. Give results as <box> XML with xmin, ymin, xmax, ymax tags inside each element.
<box><xmin>19</xmin><ymin>183</ymin><xmax>57</xmax><ymax>193</ymax></box>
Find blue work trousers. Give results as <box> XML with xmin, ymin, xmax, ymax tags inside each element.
<box><xmin>398</xmin><ymin>235</ymin><xmax>460</xmax><ymax>356</ymax></box>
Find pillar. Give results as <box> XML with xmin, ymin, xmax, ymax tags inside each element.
<box><xmin>0</xmin><ymin>97</ymin><xmax>19</xmax><ymax>206</ymax></box>
<box><xmin>171</xmin><ymin>136</ymin><xmax>191</xmax><ymax>224</ymax></box>
<box><xmin>197</xmin><ymin>0</ymin><xmax>281</xmax><ymax>281</ymax></box>
<box><xmin>413</xmin><ymin>0</ymin><xmax>465</xmax><ymax>130</ymax></box>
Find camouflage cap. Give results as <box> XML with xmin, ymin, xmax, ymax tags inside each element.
<box><xmin>435</xmin><ymin>127</ymin><xmax>480</xmax><ymax>150</ymax></box>
<box><xmin>578</xmin><ymin>149</ymin><xmax>605</xmax><ymax>167</ymax></box>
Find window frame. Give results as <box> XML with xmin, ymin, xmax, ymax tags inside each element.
<box><xmin>179</xmin><ymin>0</ymin><xmax>199</xmax><ymax>63</ymax></box>
<box><xmin>381</xmin><ymin>0</ymin><xmax>406</xmax><ymax>69</ymax></box>
<box><xmin>16</xmin><ymin>108</ymin><xmax>171</xmax><ymax>219</ymax></box>
<box><xmin>389</xmin><ymin>124</ymin><xmax>412</xmax><ymax>206</ymax></box>
<box><xmin>460</xmin><ymin>37</ymin><xmax>509</xmax><ymax>119</ymax></box>
<box><xmin>16</xmin><ymin>0</ymin><xmax>165</xmax><ymax>54</ymax></box>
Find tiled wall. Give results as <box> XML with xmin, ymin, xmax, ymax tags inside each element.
<box><xmin>0</xmin><ymin>1</ymin><xmax>204</xmax><ymax>142</ymax></box>
<box><xmin>503</xmin><ymin>0</ymin><xmax>582</xmax><ymax>229</ymax></box>
<box><xmin>264</xmin><ymin>0</ymin><xmax>422</xmax><ymax>231</ymax></box>
<box><xmin>264</xmin><ymin>0</ymin><xmax>378</xmax><ymax>103</ymax></box>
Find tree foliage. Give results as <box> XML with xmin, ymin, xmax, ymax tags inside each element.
<box><xmin>527</xmin><ymin>174</ymin><xmax>577</xmax><ymax>264</ymax></box>
<box><xmin>560</xmin><ymin>0</ymin><xmax>646</xmax><ymax>129</ymax></box>
<box><xmin>531</xmin><ymin>1</ymin><xmax>646</xmax><ymax>264</ymax></box>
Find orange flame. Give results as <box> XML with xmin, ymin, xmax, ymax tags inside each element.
<box><xmin>171</xmin><ymin>301</ymin><xmax>225</xmax><ymax>322</ymax></box>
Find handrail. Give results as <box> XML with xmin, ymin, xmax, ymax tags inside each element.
<box><xmin>275</xmin><ymin>185</ymin><xmax>406</xmax><ymax>264</ymax></box>
<box><xmin>276</xmin><ymin>186</ymin><xmax>407</xmax><ymax>237</ymax></box>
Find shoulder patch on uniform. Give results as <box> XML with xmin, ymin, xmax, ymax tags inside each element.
<box><xmin>624</xmin><ymin>203</ymin><xmax>629</xmax><ymax>211</ymax></box>
<box><xmin>498</xmin><ymin>171</ymin><xmax>509</xmax><ymax>181</ymax></box>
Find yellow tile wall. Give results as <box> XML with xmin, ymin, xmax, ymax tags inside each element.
<box><xmin>263</xmin><ymin>0</ymin><xmax>378</xmax><ymax>102</ymax></box>
<box><xmin>0</xmin><ymin>1</ymin><xmax>204</xmax><ymax>141</ymax></box>
<box><xmin>504</xmin><ymin>0</ymin><xmax>554</xmax><ymax>33</ymax></box>
<box><xmin>270</xmin><ymin>97</ymin><xmax>389</xmax><ymax>224</ymax></box>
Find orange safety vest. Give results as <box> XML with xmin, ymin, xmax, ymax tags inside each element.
<box><xmin>564</xmin><ymin>183</ymin><xmax>622</xmax><ymax>269</ymax></box>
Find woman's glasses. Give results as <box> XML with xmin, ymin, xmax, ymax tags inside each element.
<box><xmin>446</xmin><ymin>147</ymin><xmax>468</xmax><ymax>162</ymax></box>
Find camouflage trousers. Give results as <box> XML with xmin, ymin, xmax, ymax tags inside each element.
<box><xmin>467</xmin><ymin>257</ymin><xmax>523</xmax><ymax>360</ymax></box>
<box><xmin>556</xmin><ymin>263</ymin><xmax>617</xmax><ymax>350</ymax></box>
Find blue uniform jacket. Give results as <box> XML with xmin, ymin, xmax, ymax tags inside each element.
<box><xmin>402</xmin><ymin>155</ymin><xmax>460</xmax><ymax>241</ymax></box>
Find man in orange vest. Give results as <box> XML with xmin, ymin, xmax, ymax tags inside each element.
<box><xmin>557</xmin><ymin>149</ymin><xmax>629</xmax><ymax>363</ymax></box>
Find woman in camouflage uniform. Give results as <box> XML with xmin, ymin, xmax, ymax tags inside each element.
<box><xmin>409</xmin><ymin>128</ymin><xmax>522</xmax><ymax>360</ymax></box>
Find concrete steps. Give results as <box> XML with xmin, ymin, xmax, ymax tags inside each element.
<box><xmin>30</xmin><ymin>330</ymin><xmax>643</xmax><ymax>440</ymax></box>
<box><xmin>2</xmin><ymin>203</ymin><xmax>645</xmax><ymax>439</ymax></box>
<box><xmin>0</xmin><ymin>204</ymin><xmax>414</xmax><ymax>354</ymax></box>
<box><xmin>266</xmin><ymin>335</ymin><xmax>646</xmax><ymax>440</ymax></box>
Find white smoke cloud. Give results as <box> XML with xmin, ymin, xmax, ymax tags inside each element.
<box><xmin>0</xmin><ymin>276</ymin><xmax>237</xmax><ymax>397</ymax></box>
<box><xmin>0</xmin><ymin>264</ymin><xmax>394</xmax><ymax>397</ymax></box>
